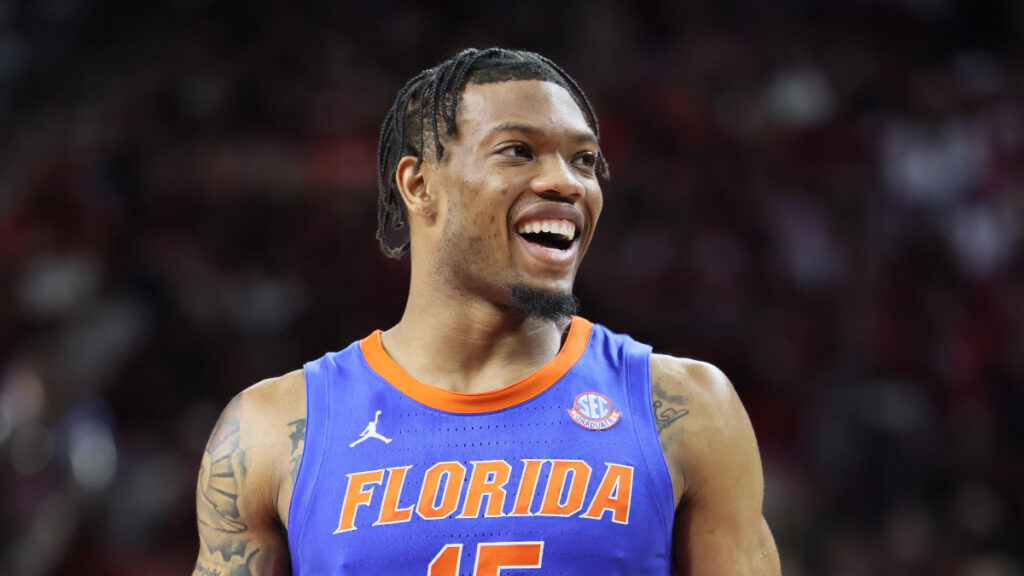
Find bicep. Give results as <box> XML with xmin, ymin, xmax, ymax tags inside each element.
<box><xmin>675</xmin><ymin>504</ymin><xmax>779</xmax><ymax>576</ymax></box>
<box><xmin>668</xmin><ymin>364</ymin><xmax>780</xmax><ymax>576</ymax></box>
<box><xmin>193</xmin><ymin>395</ymin><xmax>290</xmax><ymax>576</ymax></box>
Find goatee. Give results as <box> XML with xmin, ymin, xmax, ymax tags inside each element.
<box><xmin>507</xmin><ymin>285</ymin><xmax>579</xmax><ymax>322</ymax></box>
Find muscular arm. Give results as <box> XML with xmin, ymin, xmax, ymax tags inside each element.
<box><xmin>193</xmin><ymin>372</ymin><xmax>306</xmax><ymax>576</ymax></box>
<box><xmin>651</xmin><ymin>355</ymin><xmax>781</xmax><ymax>576</ymax></box>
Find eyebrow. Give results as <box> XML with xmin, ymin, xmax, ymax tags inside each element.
<box><xmin>487</xmin><ymin>122</ymin><xmax>597</xmax><ymax>144</ymax></box>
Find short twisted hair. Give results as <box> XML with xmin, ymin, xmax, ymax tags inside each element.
<box><xmin>376</xmin><ymin>48</ymin><xmax>609</xmax><ymax>258</ymax></box>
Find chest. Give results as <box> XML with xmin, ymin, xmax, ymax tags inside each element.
<box><xmin>287</xmin><ymin>325</ymin><xmax>675</xmax><ymax>575</ymax></box>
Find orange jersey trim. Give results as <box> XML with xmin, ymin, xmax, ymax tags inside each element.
<box><xmin>359</xmin><ymin>317</ymin><xmax>593</xmax><ymax>414</ymax></box>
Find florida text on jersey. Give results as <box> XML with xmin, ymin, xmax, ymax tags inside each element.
<box><xmin>289</xmin><ymin>318</ymin><xmax>675</xmax><ymax>575</ymax></box>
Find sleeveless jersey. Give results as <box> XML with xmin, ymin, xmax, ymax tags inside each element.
<box><xmin>288</xmin><ymin>317</ymin><xmax>675</xmax><ymax>575</ymax></box>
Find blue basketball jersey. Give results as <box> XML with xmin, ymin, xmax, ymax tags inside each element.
<box><xmin>288</xmin><ymin>317</ymin><xmax>675</xmax><ymax>575</ymax></box>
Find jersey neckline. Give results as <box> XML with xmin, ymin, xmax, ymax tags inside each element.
<box><xmin>359</xmin><ymin>316</ymin><xmax>594</xmax><ymax>414</ymax></box>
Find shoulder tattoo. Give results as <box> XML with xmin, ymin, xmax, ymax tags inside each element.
<box><xmin>652</xmin><ymin>378</ymin><xmax>689</xmax><ymax>435</ymax></box>
<box><xmin>287</xmin><ymin>418</ymin><xmax>305</xmax><ymax>481</ymax></box>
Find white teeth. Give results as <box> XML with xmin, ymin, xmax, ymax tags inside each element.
<box><xmin>517</xmin><ymin>219</ymin><xmax>577</xmax><ymax>241</ymax></box>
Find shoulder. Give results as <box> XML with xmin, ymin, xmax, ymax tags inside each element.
<box><xmin>650</xmin><ymin>354</ymin><xmax>734</xmax><ymax>406</ymax></box>
<box><xmin>203</xmin><ymin>370</ymin><xmax>307</xmax><ymax>521</ymax></box>
<box><xmin>222</xmin><ymin>369</ymin><xmax>307</xmax><ymax>454</ymax></box>
<box><xmin>648</xmin><ymin>354</ymin><xmax>759</xmax><ymax>502</ymax></box>
<box><xmin>649</xmin><ymin>354</ymin><xmax>740</xmax><ymax>441</ymax></box>
<box><xmin>235</xmin><ymin>369</ymin><xmax>307</xmax><ymax>420</ymax></box>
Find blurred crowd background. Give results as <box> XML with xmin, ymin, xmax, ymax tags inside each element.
<box><xmin>1</xmin><ymin>0</ymin><xmax>1022</xmax><ymax>574</ymax></box>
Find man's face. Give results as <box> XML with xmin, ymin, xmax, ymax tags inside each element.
<box><xmin>424</xmin><ymin>80</ymin><xmax>604</xmax><ymax>313</ymax></box>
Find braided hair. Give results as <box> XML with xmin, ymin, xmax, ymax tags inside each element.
<box><xmin>376</xmin><ymin>48</ymin><xmax>609</xmax><ymax>259</ymax></box>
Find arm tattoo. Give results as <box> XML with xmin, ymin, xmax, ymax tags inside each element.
<box><xmin>653</xmin><ymin>379</ymin><xmax>689</xmax><ymax>434</ymax></box>
<box><xmin>197</xmin><ymin>397</ymin><xmax>290</xmax><ymax>576</ymax></box>
<box><xmin>228</xmin><ymin>548</ymin><xmax>260</xmax><ymax>576</ymax></box>
<box><xmin>287</xmin><ymin>418</ymin><xmax>306</xmax><ymax>481</ymax></box>
<box><xmin>194</xmin><ymin>562</ymin><xmax>222</xmax><ymax>576</ymax></box>
<box><xmin>201</xmin><ymin>417</ymin><xmax>245</xmax><ymax>523</ymax></box>
<box><xmin>197</xmin><ymin>397</ymin><xmax>258</xmax><ymax>571</ymax></box>
<box><xmin>196</xmin><ymin>548</ymin><xmax>263</xmax><ymax>576</ymax></box>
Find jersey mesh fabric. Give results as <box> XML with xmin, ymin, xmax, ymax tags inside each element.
<box><xmin>288</xmin><ymin>317</ymin><xmax>675</xmax><ymax>575</ymax></box>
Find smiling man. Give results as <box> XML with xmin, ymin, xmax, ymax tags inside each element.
<box><xmin>192</xmin><ymin>48</ymin><xmax>781</xmax><ymax>576</ymax></box>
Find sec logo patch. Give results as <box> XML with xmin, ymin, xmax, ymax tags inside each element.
<box><xmin>568</xmin><ymin>392</ymin><xmax>621</xmax><ymax>431</ymax></box>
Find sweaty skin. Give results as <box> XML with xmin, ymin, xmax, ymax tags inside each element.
<box><xmin>192</xmin><ymin>80</ymin><xmax>780</xmax><ymax>576</ymax></box>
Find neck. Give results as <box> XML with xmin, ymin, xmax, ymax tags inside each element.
<box><xmin>382</xmin><ymin>275</ymin><xmax>571</xmax><ymax>394</ymax></box>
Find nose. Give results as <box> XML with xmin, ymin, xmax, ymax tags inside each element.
<box><xmin>529</xmin><ymin>155</ymin><xmax>585</xmax><ymax>200</ymax></box>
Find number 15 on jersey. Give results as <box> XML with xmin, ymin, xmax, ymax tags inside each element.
<box><xmin>428</xmin><ymin>542</ymin><xmax>544</xmax><ymax>576</ymax></box>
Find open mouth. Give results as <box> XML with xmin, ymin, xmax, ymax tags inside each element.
<box><xmin>515</xmin><ymin>219</ymin><xmax>577</xmax><ymax>251</ymax></box>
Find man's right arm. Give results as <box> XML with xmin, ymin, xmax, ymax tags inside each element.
<box><xmin>193</xmin><ymin>389</ymin><xmax>292</xmax><ymax>576</ymax></box>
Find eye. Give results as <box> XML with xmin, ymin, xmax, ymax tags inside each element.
<box><xmin>573</xmin><ymin>151</ymin><xmax>598</xmax><ymax>171</ymax></box>
<box><xmin>499</xmin><ymin>143</ymin><xmax>533</xmax><ymax>160</ymax></box>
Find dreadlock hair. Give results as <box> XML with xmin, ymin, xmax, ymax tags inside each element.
<box><xmin>376</xmin><ymin>47</ymin><xmax>610</xmax><ymax>259</ymax></box>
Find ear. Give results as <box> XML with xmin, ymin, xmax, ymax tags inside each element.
<box><xmin>395</xmin><ymin>156</ymin><xmax>437</xmax><ymax>219</ymax></box>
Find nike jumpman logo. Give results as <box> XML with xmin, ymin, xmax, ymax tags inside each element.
<box><xmin>349</xmin><ymin>410</ymin><xmax>392</xmax><ymax>447</ymax></box>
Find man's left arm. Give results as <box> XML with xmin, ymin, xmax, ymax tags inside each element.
<box><xmin>651</xmin><ymin>354</ymin><xmax>781</xmax><ymax>576</ymax></box>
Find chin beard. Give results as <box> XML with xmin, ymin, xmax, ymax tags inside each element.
<box><xmin>507</xmin><ymin>284</ymin><xmax>579</xmax><ymax>322</ymax></box>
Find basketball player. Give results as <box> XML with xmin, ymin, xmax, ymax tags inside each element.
<box><xmin>193</xmin><ymin>48</ymin><xmax>781</xmax><ymax>576</ymax></box>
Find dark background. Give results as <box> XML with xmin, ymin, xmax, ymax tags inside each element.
<box><xmin>1</xmin><ymin>0</ymin><xmax>1023</xmax><ymax>574</ymax></box>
